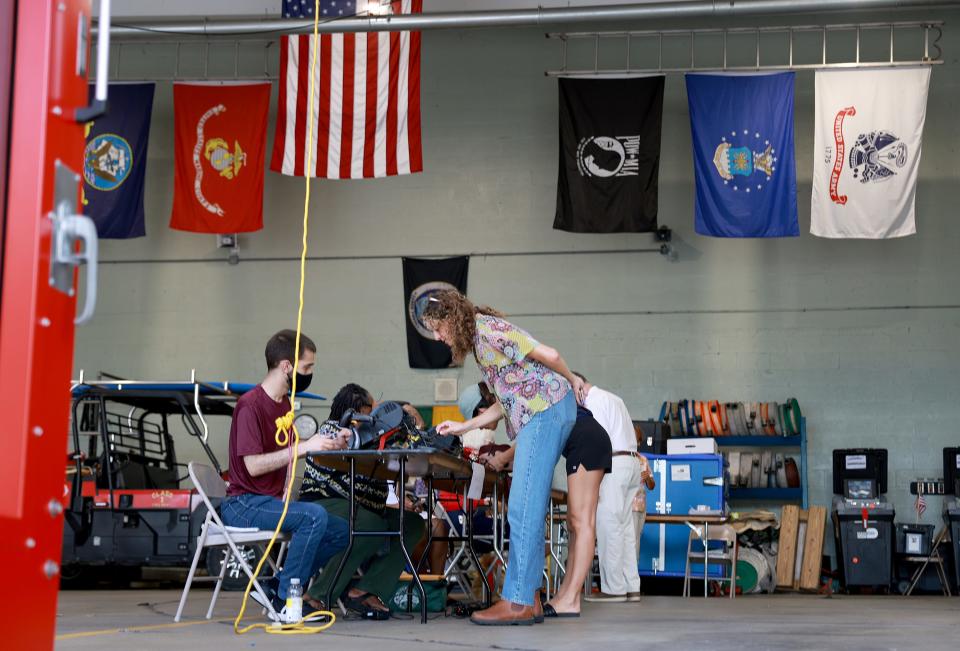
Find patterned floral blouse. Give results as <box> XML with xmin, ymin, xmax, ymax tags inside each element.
<box><xmin>473</xmin><ymin>314</ymin><xmax>571</xmax><ymax>440</ymax></box>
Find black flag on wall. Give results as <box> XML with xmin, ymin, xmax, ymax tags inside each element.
<box><xmin>402</xmin><ymin>256</ymin><xmax>470</xmax><ymax>369</ymax></box>
<box><xmin>554</xmin><ymin>76</ymin><xmax>664</xmax><ymax>233</ymax></box>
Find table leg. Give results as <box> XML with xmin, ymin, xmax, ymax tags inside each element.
<box><xmin>408</xmin><ymin>476</ymin><xmax>434</xmax><ymax>612</ymax></box>
<box><xmin>703</xmin><ymin>521</ymin><xmax>709</xmax><ymax>598</ymax></box>
<box><xmin>413</xmin><ymin>476</ymin><xmax>434</xmax><ymax>576</ymax></box>
<box><xmin>550</xmin><ymin>503</ymin><xmax>567</xmax><ymax>592</ymax></box>
<box><xmin>490</xmin><ymin>476</ymin><xmax>507</xmax><ymax>577</ymax></box>
<box><xmin>325</xmin><ymin>458</ymin><xmax>357</xmax><ymax>610</ymax></box>
<box><xmin>395</xmin><ymin>457</ymin><xmax>428</xmax><ymax>623</ymax></box>
<box><xmin>465</xmin><ymin>483</ymin><xmax>491</xmax><ymax>607</ymax></box>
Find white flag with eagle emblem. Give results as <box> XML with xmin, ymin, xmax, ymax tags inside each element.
<box><xmin>811</xmin><ymin>67</ymin><xmax>931</xmax><ymax>239</ymax></box>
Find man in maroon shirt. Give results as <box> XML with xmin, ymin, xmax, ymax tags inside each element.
<box><xmin>220</xmin><ymin>330</ymin><xmax>350</xmax><ymax>617</ymax></box>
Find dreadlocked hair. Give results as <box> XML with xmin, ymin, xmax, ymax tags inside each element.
<box><xmin>422</xmin><ymin>290</ymin><xmax>504</xmax><ymax>364</ymax></box>
<box><xmin>329</xmin><ymin>383</ymin><xmax>373</xmax><ymax>421</ymax></box>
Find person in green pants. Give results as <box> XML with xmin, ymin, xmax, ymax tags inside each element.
<box><xmin>299</xmin><ymin>383</ymin><xmax>425</xmax><ymax>620</ymax></box>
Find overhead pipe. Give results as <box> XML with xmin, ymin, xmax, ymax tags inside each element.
<box><xmin>103</xmin><ymin>0</ymin><xmax>954</xmax><ymax>39</ymax></box>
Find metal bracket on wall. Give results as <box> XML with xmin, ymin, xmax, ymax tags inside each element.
<box><xmin>216</xmin><ymin>233</ymin><xmax>240</xmax><ymax>265</ymax></box>
<box><xmin>545</xmin><ymin>21</ymin><xmax>944</xmax><ymax>76</ymax></box>
<box><xmin>910</xmin><ymin>479</ymin><xmax>946</xmax><ymax>495</ymax></box>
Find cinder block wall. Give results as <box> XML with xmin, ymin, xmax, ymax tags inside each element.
<box><xmin>74</xmin><ymin>9</ymin><xmax>960</xmax><ymax>540</ymax></box>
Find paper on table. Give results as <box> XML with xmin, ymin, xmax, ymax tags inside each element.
<box><xmin>468</xmin><ymin>463</ymin><xmax>485</xmax><ymax>500</ymax></box>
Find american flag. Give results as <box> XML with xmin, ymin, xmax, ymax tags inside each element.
<box><xmin>915</xmin><ymin>492</ymin><xmax>927</xmax><ymax>517</ymax></box>
<box><xmin>282</xmin><ymin>1</ymin><xmax>357</xmax><ymax>19</ymax></box>
<box><xmin>271</xmin><ymin>0</ymin><xmax>422</xmax><ymax>179</ymax></box>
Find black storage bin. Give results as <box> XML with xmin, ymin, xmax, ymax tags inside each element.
<box><xmin>634</xmin><ymin>420</ymin><xmax>669</xmax><ymax>454</ymax></box>
<box><xmin>833</xmin><ymin>509</ymin><xmax>896</xmax><ymax>589</ymax></box>
<box><xmin>944</xmin><ymin>447</ymin><xmax>960</xmax><ymax>495</ymax></box>
<box><xmin>895</xmin><ymin>523</ymin><xmax>935</xmax><ymax>556</ymax></box>
<box><xmin>947</xmin><ymin>503</ymin><xmax>960</xmax><ymax>590</ymax></box>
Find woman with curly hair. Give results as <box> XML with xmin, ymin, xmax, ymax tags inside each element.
<box><xmin>424</xmin><ymin>290</ymin><xmax>585</xmax><ymax>626</ymax></box>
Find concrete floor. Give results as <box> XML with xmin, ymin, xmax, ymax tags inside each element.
<box><xmin>55</xmin><ymin>590</ymin><xmax>960</xmax><ymax>651</ymax></box>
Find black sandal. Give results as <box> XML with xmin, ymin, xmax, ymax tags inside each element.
<box><xmin>543</xmin><ymin>603</ymin><xmax>580</xmax><ymax>619</ymax></box>
<box><xmin>342</xmin><ymin>592</ymin><xmax>391</xmax><ymax>620</ymax></box>
<box><xmin>304</xmin><ymin>597</ymin><xmax>328</xmax><ymax>616</ymax></box>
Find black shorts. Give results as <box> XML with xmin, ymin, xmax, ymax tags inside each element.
<box><xmin>562</xmin><ymin>413</ymin><xmax>613</xmax><ymax>476</ymax></box>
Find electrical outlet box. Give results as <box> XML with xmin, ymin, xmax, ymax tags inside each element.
<box><xmin>434</xmin><ymin>378</ymin><xmax>458</xmax><ymax>403</ymax></box>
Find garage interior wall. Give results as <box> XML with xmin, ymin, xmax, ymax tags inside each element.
<box><xmin>73</xmin><ymin>8</ymin><xmax>960</xmax><ymax>532</ymax></box>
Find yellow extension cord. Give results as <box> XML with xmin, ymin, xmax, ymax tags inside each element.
<box><xmin>233</xmin><ymin>0</ymin><xmax>335</xmax><ymax>636</ymax></box>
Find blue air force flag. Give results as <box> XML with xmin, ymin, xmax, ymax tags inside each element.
<box><xmin>83</xmin><ymin>83</ymin><xmax>155</xmax><ymax>239</ymax></box>
<box><xmin>686</xmin><ymin>73</ymin><xmax>798</xmax><ymax>238</ymax></box>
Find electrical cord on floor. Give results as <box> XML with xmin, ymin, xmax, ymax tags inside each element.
<box><xmin>231</xmin><ymin>0</ymin><xmax>334</xmax><ymax>637</ymax></box>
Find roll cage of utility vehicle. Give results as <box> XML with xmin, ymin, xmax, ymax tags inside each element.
<box><xmin>62</xmin><ymin>374</ymin><xmax>324</xmax><ymax>587</ymax></box>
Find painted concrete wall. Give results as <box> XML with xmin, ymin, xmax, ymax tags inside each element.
<box><xmin>74</xmin><ymin>9</ymin><xmax>960</xmax><ymax>537</ymax></box>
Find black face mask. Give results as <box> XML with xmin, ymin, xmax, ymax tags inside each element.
<box><xmin>287</xmin><ymin>370</ymin><xmax>313</xmax><ymax>393</ymax></box>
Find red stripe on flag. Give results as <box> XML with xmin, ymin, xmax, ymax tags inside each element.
<box><xmin>270</xmin><ymin>35</ymin><xmax>289</xmax><ymax>172</ymax></box>
<box><xmin>293</xmin><ymin>35</ymin><xmax>309</xmax><ymax>176</ymax></box>
<box><xmin>339</xmin><ymin>33</ymin><xmax>356</xmax><ymax>180</ymax></box>
<box><xmin>407</xmin><ymin>7</ymin><xmax>423</xmax><ymax>173</ymax></box>
<box><xmin>316</xmin><ymin>34</ymin><xmax>332</xmax><ymax>178</ymax></box>
<box><xmin>386</xmin><ymin>31</ymin><xmax>400</xmax><ymax>177</ymax></box>
<box><xmin>272</xmin><ymin>0</ymin><xmax>422</xmax><ymax>178</ymax></box>
<box><xmin>363</xmin><ymin>34</ymin><xmax>378</xmax><ymax>178</ymax></box>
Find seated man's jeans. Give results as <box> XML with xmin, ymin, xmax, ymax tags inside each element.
<box><xmin>221</xmin><ymin>493</ymin><xmax>349</xmax><ymax>599</ymax></box>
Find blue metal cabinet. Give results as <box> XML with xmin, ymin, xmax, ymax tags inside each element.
<box><xmin>638</xmin><ymin>453</ymin><xmax>727</xmax><ymax>577</ymax></box>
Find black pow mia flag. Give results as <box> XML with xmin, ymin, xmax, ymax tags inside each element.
<box><xmin>402</xmin><ymin>256</ymin><xmax>469</xmax><ymax>369</ymax></box>
<box><xmin>554</xmin><ymin>76</ymin><xmax>664</xmax><ymax>233</ymax></box>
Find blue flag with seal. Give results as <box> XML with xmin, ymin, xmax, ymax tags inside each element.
<box><xmin>83</xmin><ymin>83</ymin><xmax>155</xmax><ymax>239</ymax></box>
<box><xmin>686</xmin><ymin>73</ymin><xmax>798</xmax><ymax>238</ymax></box>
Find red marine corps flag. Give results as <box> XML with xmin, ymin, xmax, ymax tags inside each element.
<box><xmin>170</xmin><ymin>83</ymin><xmax>271</xmax><ymax>233</ymax></box>
<box><xmin>811</xmin><ymin>68</ymin><xmax>931</xmax><ymax>238</ymax></box>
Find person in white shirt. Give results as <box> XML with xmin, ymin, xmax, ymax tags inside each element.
<box><xmin>575</xmin><ymin>372</ymin><xmax>655</xmax><ymax>603</ymax></box>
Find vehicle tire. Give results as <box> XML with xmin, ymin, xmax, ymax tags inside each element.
<box><xmin>111</xmin><ymin>565</ymin><xmax>142</xmax><ymax>586</ymax></box>
<box><xmin>205</xmin><ymin>545</ymin><xmax>263</xmax><ymax>592</ymax></box>
<box><xmin>59</xmin><ymin>564</ymin><xmax>94</xmax><ymax>589</ymax></box>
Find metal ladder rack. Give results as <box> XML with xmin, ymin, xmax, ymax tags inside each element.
<box><xmin>546</xmin><ymin>21</ymin><xmax>944</xmax><ymax>76</ymax></box>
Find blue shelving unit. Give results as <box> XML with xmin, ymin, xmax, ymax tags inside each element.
<box><xmin>729</xmin><ymin>488</ymin><xmax>804</xmax><ymax>501</ymax></box>
<box><xmin>715</xmin><ymin>417</ymin><xmax>808</xmax><ymax>508</ymax></box>
<box><xmin>718</xmin><ymin>435</ymin><xmax>801</xmax><ymax>447</ymax></box>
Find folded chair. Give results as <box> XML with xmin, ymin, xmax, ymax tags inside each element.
<box><xmin>683</xmin><ymin>523</ymin><xmax>738</xmax><ymax>599</ymax></box>
<box><xmin>174</xmin><ymin>462</ymin><xmax>289</xmax><ymax>622</ymax></box>
<box><xmin>903</xmin><ymin>526</ymin><xmax>952</xmax><ymax>596</ymax></box>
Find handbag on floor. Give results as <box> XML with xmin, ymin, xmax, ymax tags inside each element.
<box><xmin>387</xmin><ymin>576</ymin><xmax>448</xmax><ymax>613</ymax></box>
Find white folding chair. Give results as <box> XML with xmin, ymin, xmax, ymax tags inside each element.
<box><xmin>174</xmin><ymin>462</ymin><xmax>290</xmax><ymax>622</ymax></box>
<box><xmin>683</xmin><ymin>523</ymin><xmax>738</xmax><ymax>599</ymax></box>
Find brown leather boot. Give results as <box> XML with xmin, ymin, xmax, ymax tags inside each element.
<box><xmin>470</xmin><ymin>599</ymin><xmax>536</xmax><ymax>626</ymax></box>
<box><xmin>533</xmin><ymin>591</ymin><xmax>544</xmax><ymax>624</ymax></box>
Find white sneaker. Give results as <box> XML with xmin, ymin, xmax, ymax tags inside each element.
<box><xmin>626</xmin><ymin>592</ymin><xmax>642</xmax><ymax>602</ymax></box>
<box><xmin>250</xmin><ymin>590</ymin><xmax>282</xmax><ymax>621</ymax></box>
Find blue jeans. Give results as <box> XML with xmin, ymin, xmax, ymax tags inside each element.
<box><xmin>502</xmin><ymin>392</ymin><xmax>576</xmax><ymax>606</ymax></box>
<box><xmin>221</xmin><ymin>493</ymin><xmax>349</xmax><ymax>599</ymax></box>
